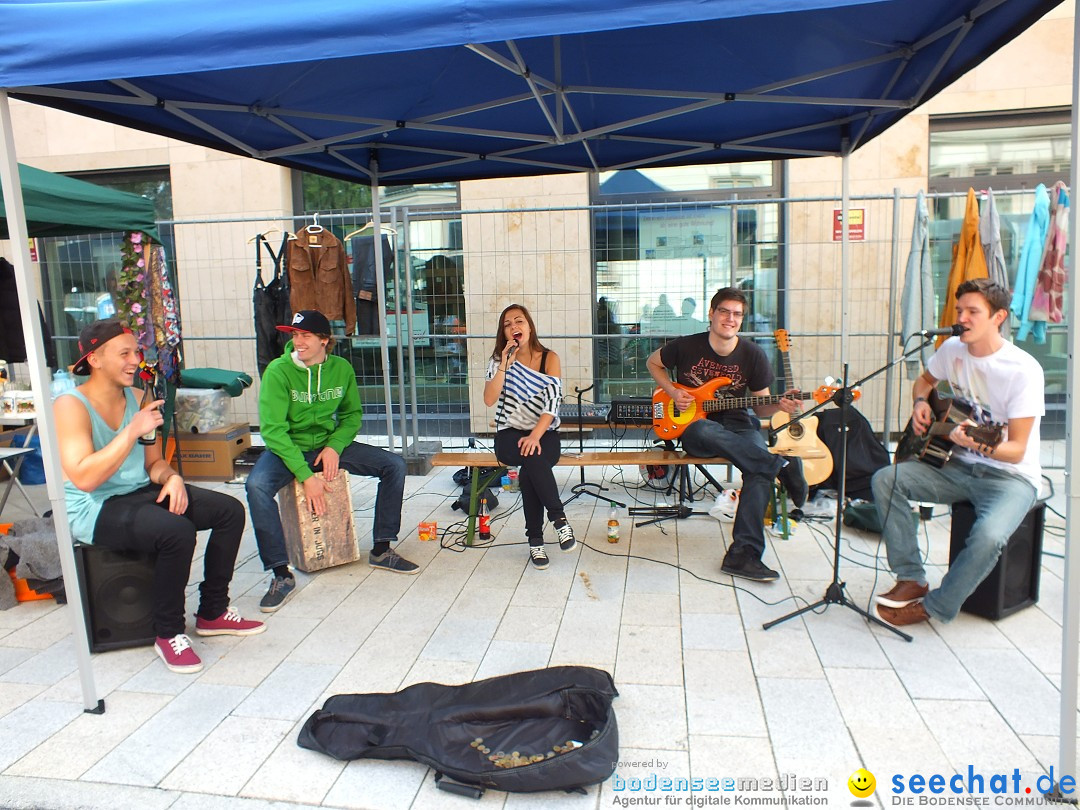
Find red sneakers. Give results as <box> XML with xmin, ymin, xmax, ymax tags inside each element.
<box><xmin>194</xmin><ymin>606</ymin><xmax>267</xmax><ymax>637</ymax></box>
<box><xmin>155</xmin><ymin>634</ymin><xmax>203</xmax><ymax>674</ymax></box>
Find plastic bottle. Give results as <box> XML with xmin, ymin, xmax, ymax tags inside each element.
<box><xmin>50</xmin><ymin>369</ymin><xmax>74</xmax><ymax>399</ymax></box>
<box><xmin>508</xmin><ymin>467</ymin><xmax>519</xmax><ymax>492</ymax></box>
<box><xmin>478</xmin><ymin>497</ymin><xmax>491</xmax><ymax>541</ymax></box>
<box><xmin>607</xmin><ymin>502</ymin><xmax>620</xmax><ymax>543</ymax></box>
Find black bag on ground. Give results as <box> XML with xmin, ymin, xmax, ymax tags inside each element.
<box><xmin>298</xmin><ymin>666</ymin><xmax>619</xmax><ymax>796</ymax></box>
<box><xmin>451</xmin><ymin>486</ymin><xmax>498</xmax><ymax>513</ymax></box>
<box><xmin>810</xmin><ymin>407</ymin><xmax>890</xmax><ymax>502</ymax></box>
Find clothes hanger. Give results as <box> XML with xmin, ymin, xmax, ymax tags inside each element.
<box><xmin>304</xmin><ymin>212</ymin><xmax>325</xmax><ymax>234</ymax></box>
<box><xmin>343</xmin><ymin>220</ymin><xmax>398</xmax><ymax>240</ymax></box>
<box><xmin>246</xmin><ymin>228</ymin><xmax>296</xmax><ymax>244</ymax></box>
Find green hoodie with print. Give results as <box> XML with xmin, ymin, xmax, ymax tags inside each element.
<box><xmin>259</xmin><ymin>339</ymin><xmax>362</xmax><ymax>483</ymax></box>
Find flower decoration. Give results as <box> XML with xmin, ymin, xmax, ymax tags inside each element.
<box><xmin>115</xmin><ymin>230</ymin><xmax>153</xmax><ymax>347</ymax></box>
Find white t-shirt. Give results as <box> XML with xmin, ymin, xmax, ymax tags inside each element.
<box><xmin>926</xmin><ymin>336</ymin><xmax>1043</xmax><ymax>490</ymax></box>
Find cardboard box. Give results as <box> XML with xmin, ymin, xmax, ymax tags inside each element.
<box><xmin>165</xmin><ymin>422</ymin><xmax>251</xmax><ymax>481</ymax></box>
<box><xmin>278</xmin><ymin>471</ymin><xmax>359</xmax><ymax>572</ymax></box>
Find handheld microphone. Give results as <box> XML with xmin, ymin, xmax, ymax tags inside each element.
<box><xmin>912</xmin><ymin>324</ymin><xmax>968</xmax><ymax>338</ymax></box>
<box><xmin>507</xmin><ymin>341</ymin><xmax>519</xmax><ymax>354</ymax></box>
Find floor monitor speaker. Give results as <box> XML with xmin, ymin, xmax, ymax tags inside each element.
<box><xmin>74</xmin><ymin>543</ymin><xmax>157</xmax><ymax>652</ymax></box>
<box><xmin>949</xmin><ymin>501</ymin><xmax>1044</xmax><ymax>620</ymax></box>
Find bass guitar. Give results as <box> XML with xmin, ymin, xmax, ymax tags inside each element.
<box><xmin>768</xmin><ymin>329</ymin><xmax>833</xmax><ymax>486</ymax></box>
<box><xmin>894</xmin><ymin>389</ymin><xmax>1005</xmax><ymax>468</ymax></box>
<box><xmin>653</xmin><ymin>376</ymin><xmax>854</xmax><ymax>440</ymax></box>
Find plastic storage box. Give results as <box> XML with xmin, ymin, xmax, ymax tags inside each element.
<box><xmin>174</xmin><ymin>387</ymin><xmax>229</xmax><ymax>433</ymax></box>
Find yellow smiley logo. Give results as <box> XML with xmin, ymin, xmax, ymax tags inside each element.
<box><xmin>848</xmin><ymin>768</ymin><xmax>876</xmax><ymax>798</ymax></box>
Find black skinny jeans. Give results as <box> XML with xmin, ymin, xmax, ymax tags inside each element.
<box><xmin>494</xmin><ymin>428</ymin><xmax>565</xmax><ymax>544</ymax></box>
<box><xmin>91</xmin><ymin>483</ymin><xmax>246</xmax><ymax>638</ymax></box>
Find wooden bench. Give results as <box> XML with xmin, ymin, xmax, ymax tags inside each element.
<box><xmin>432</xmin><ymin>449</ymin><xmax>732</xmax><ymax>542</ymax></box>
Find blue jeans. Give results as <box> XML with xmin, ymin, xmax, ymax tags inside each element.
<box><xmin>681</xmin><ymin>418</ymin><xmax>784</xmax><ymax>558</ymax></box>
<box><xmin>871</xmin><ymin>459</ymin><xmax>1036</xmax><ymax>622</ymax></box>
<box><xmin>245</xmin><ymin>443</ymin><xmax>406</xmax><ymax>571</ymax></box>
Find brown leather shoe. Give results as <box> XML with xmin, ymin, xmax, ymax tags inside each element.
<box><xmin>876</xmin><ymin>601</ymin><xmax>929</xmax><ymax>627</ymax></box>
<box><xmin>875</xmin><ymin>580</ymin><xmax>929</xmax><ymax>608</ymax></box>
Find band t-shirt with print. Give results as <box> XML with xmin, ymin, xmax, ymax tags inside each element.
<box><xmin>926</xmin><ymin>335</ymin><xmax>1044</xmax><ymax>491</ymax></box>
<box><xmin>659</xmin><ymin>332</ymin><xmax>774</xmax><ymax>429</ymax></box>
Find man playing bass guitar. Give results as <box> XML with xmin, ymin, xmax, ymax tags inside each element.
<box><xmin>646</xmin><ymin>287</ymin><xmax>807</xmax><ymax>582</ymax></box>
<box><xmin>873</xmin><ymin>278</ymin><xmax>1044</xmax><ymax>627</ymax></box>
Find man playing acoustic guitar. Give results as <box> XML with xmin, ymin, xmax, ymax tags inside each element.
<box><xmin>873</xmin><ymin>278</ymin><xmax>1043</xmax><ymax>627</ymax></box>
<box><xmin>647</xmin><ymin>287</ymin><xmax>807</xmax><ymax>582</ymax></box>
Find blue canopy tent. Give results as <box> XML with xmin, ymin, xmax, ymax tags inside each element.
<box><xmin>0</xmin><ymin>0</ymin><xmax>1076</xmax><ymax>782</ymax></box>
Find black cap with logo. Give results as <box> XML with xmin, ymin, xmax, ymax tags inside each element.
<box><xmin>276</xmin><ymin>310</ymin><xmax>332</xmax><ymax>336</ymax></box>
<box><xmin>71</xmin><ymin>318</ymin><xmax>134</xmax><ymax>376</ymax></box>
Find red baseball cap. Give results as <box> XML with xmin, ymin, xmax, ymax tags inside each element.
<box><xmin>71</xmin><ymin>318</ymin><xmax>134</xmax><ymax>376</ymax></box>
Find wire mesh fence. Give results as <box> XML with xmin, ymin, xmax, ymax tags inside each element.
<box><xmin>25</xmin><ymin>189</ymin><xmax>1067</xmax><ymax>467</ymax></box>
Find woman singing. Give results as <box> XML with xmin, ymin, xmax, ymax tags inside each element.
<box><xmin>483</xmin><ymin>304</ymin><xmax>576</xmax><ymax>568</ymax></box>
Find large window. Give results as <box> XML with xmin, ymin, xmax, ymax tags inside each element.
<box><xmin>928</xmin><ymin>109</ymin><xmax>1072</xmax><ymax>433</ymax></box>
<box><xmin>295</xmin><ymin>173</ymin><xmax>466</xmax><ymax>402</ymax></box>
<box><xmin>591</xmin><ymin>162</ymin><xmax>781</xmax><ymax>397</ymax></box>
<box><xmin>39</xmin><ymin>167</ymin><xmax>173</xmax><ymax>369</ymax></box>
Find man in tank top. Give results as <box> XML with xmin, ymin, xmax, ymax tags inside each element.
<box><xmin>55</xmin><ymin>318</ymin><xmax>264</xmax><ymax>674</ymax></box>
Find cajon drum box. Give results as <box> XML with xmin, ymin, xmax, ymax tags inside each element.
<box><xmin>278</xmin><ymin>471</ymin><xmax>360</xmax><ymax>572</ymax></box>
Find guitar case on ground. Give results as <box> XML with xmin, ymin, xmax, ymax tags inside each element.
<box><xmin>809</xmin><ymin>407</ymin><xmax>890</xmax><ymax>502</ymax></box>
<box><xmin>298</xmin><ymin>665</ymin><xmax>619</xmax><ymax>797</ymax></box>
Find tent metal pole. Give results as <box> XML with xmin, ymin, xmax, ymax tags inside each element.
<box><xmin>840</xmin><ymin>142</ymin><xmax>850</xmax><ymax>373</ymax></box>
<box><xmin>0</xmin><ymin>90</ymin><xmax>102</xmax><ymax>713</ymax></box>
<box><xmin>882</xmin><ymin>186</ymin><xmax>902</xmax><ymax>445</ymax></box>
<box><xmin>369</xmin><ymin>161</ymin><xmax>396</xmax><ymax>451</ymax></box>
<box><xmin>1056</xmin><ymin>3</ymin><xmax>1080</xmax><ymax>790</ymax></box>
<box><xmin>390</xmin><ymin>208</ymin><xmax>410</xmax><ymax>452</ymax></box>
<box><xmin>399</xmin><ymin>208</ymin><xmax>422</xmax><ymax>446</ymax></box>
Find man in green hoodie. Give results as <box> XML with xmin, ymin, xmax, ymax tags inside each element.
<box><xmin>246</xmin><ymin>310</ymin><xmax>418</xmax><ymax>612</ymax></box>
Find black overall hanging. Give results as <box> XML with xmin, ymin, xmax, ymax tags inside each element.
<box><xmin>252</xmin><ymin>232</ymin><xmax>292</xmax><ymax>376</ymax></box>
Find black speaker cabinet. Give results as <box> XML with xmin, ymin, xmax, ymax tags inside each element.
<box><xmin>73</xmin><ymin>543</ymin><xmax>157</xmax><ymax>652</ymax></box>
<box><xmin>949</xmin><ymin>501</ymin><xmax>1044</xmax><ymax>620</ymax></box>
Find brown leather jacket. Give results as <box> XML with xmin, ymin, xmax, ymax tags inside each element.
<box><xmin>287</xmin><ymin>228</ymin><xmax>356</xmax><ymax>334</ymax></box>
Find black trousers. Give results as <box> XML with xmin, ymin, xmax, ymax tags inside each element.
<box><xmin>494</xmin><ymin>429</ymin><xmax>564</xmax><ymax>543</ymax></box>
<box><xmin>91</xmin><ymin>484</ymin><xmax>245</xmax><ymax>638</ymax></box>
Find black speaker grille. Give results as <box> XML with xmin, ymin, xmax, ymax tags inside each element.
<box><xmin>74</xmin><ymin>545</ymin><xmax>158</xmax><ymax>652</ymax></box>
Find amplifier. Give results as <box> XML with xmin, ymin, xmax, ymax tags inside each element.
<box><xmin>558</xmin><ymin>402</ymin><xmax>611</xmax><ymax>424</ymax></box>
<box><xmin>611</xmin><ymin>396</ymin><xmax>654</xmax><ymax>424</ymax></box>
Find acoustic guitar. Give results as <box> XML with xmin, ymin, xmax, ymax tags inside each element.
<box><xmin>894</xmin><ymin>388</ymin><xmax>1005</xmax><ymax>468</ymax></box>
<box><xmin>768</xmin><ymin>329</ymin><xmax>833</xmax><ymax>486</ymax></box>
<box><xmin>652</xmin><ymin>376</ymin><xmax>853</xmax><ymax>440</ymax></box>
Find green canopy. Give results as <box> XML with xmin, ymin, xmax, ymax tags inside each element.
<box><xmin>0</xmin><ymin>163</ymin><xmax>159</xmax><ymax>240</ymax></box>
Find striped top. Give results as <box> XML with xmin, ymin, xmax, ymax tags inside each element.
<box><xmin>487</xmin><ymin>355</ymin><xmax>563</xmax><ymax>432</ymax></box>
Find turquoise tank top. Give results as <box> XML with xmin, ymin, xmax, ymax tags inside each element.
<box><xmin>62</xmin><ymin>388</ymin><xmax>150</xmax><ymax>543</ymax></box>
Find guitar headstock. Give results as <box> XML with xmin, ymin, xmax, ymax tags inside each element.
<box><xmin>811</xmin><ymin>385</ymin><xmax>861</xmax><ymax>405</ymax></box>
<box><xmin>963</xmin><ymin>422</ymin><xmax>1005</xmax><ymax>450</ymax></box>
<box><xmin>774</xmin><ymin>329</ymin><xmax>791</xmax><ymax>353</ymax></box>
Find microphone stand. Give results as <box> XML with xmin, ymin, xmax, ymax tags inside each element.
<box><xmin>563</xmin><ymin>383</ymin><xmax>625</xmax><ymax>507</ymax></box>
<box><xmin>762</xmin><ymin>333</ymin><xmax>938</xmax><ymax>642</ymax></box>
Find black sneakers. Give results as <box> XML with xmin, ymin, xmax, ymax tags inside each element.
<box><xmin>259</xmin><ymin>575</ymin><xmax>296</xmax><ymax>613</ymax></box>
<box><xmin>529</xmin><ymin>545</ymin><xmax>550</xmax><ymax>568</ymax></box>
<box><xmin>721</xmin><ymin>547</ymin><xmax>780</xmax><ymax>582</ymax></box>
